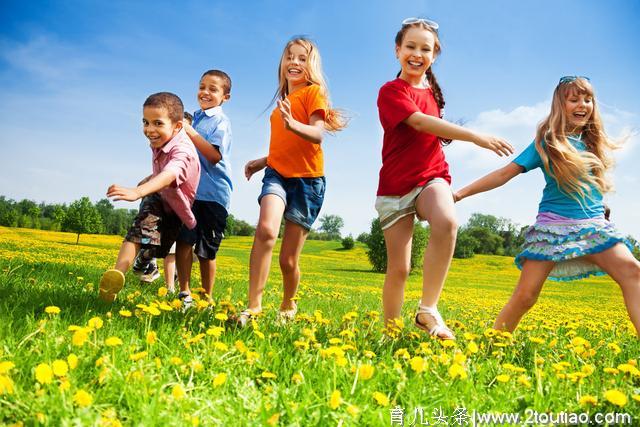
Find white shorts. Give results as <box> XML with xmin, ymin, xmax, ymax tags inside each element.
<box><xmin>375</xmin><ymin>178</ymin><xmax>449</xmax><ymax>230</ymax></box>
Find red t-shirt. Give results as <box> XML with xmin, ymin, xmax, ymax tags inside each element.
<box><xmin>376</xmin><ymin>78</ymin><xmax>451</xmax><ymax>196</ymax></box>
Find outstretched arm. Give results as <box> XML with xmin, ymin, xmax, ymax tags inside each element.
<box><xmin>184</xmin><ymin>123</ymin><xmax>222</xmax><ymax>164</ymax></box>
<box><xmin>454</xmin><ymin>162</ymin><xmax>523</xmax><ymax>202</ymax></box>
<box><xmin>404</xmin><ymin>112</ymin><xmax>514</xmax><ymax>157</ymax></box>
<box><xmin>278</xmin><ymin>99</ymin><xmax>325</xmax><ymax>144</ymax></box>
<box><xmin>107</xmin><ymin>170</ymin><xmax>176</xmax><ymax>202</ymax></box>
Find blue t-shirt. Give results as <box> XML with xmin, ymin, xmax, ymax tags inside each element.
<box><xmin>192</xmin><ymin>106</ymin><xmax>233</xmax><ymax>210</ymax></box>
<box><xmin>513</xmin><ymin>136</ymin><xmax>604</xmax><ymax>219</ymax></box>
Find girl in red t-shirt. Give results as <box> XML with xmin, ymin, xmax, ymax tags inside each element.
<box><xmin>376</xmin><ymin>18</ymin><xmax>514</xmax><ymax>339</ymax></box>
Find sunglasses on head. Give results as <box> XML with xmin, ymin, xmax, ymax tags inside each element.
<box><xmin>559</xmin><ymin>75</ymin><xmax>590</xmax><ymax>85</ymax></box>
<box><xmin>401</xmin><ymin>17</ymin><xmax>439</xmax><ymax>31</ymax></box>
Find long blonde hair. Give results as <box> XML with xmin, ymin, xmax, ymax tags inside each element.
<box><xmin>535</xmin><ymin>78</ymin><xmax>617</xmax><ymax>201</ymax></box>
<box><xmin>270</xmin><ymin>37</ymin><xmax>346</xmax><ymax>132</ymax></box>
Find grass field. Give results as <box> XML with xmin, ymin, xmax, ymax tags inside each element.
<box><xmin>0</xmin><ymin>226</ymin><xmax>639</xmax><ymax>426</ymax></box>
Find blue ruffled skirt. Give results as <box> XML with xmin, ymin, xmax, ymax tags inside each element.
<box><xmin>515</xmin><ymin>212</ymin><xmax>631</xmax><ymax>281</ymax></box>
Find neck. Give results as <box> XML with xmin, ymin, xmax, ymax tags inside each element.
<box><xmin>398</xmin><ymin>71</ymin><xmax>427</xmax><ymax>88</ymax></box>
<box><xmin>287</xmin><ymin>80</ymin><xmax>308</xmax><ymax>95</ymax></box>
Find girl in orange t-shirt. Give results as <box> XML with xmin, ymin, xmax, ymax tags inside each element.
<box><xmin>238</xmin><ymin>37</ymin><xmax>345</xmax><ymax>325</ymax></box>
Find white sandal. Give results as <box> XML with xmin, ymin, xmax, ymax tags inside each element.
<box><xmin>415</xmin><ymin>305</ymin><xmax>455</xmax><ymax>340</ymax></box>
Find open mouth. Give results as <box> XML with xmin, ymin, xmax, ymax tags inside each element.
<box><xmin>408</xmin><ymin>61</ymin><xmax>423</xmax><ymax>67</ymax></box>
<box><xmin>288</xmin><ymin>68</ymin><xmax>303</xmax><ymax>75</ymax></box>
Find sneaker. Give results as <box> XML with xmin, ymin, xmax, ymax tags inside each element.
<box><xmin>178</xmin><ymin>291</ymin><xmax>193</xmax><ymax>310</ymax></box>
<box><xmin>139</xmin><ymin>263</ymin><xmax>160</xmax><ymax>283</ymax></box>
<box><xmin>99</xmin><ymin>269</ymin><xmax>125</xmax><ymax>303</ymax></box>
<box><xmin>132</xmin><ymin>254</ymin><xmax>150</xmax><ymax>275</ymax></box>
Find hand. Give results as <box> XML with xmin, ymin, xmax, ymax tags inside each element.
<box><xmin>452</xmin><ymin>191</ymin><xmax>462</xmax><ymax>203</ymax></box>
<box><xmin>107</xmin><ymin>184</ymin><xmax>142</xmax><ymax>202</ymax></box>
<box><xmin>182</xmin><ymin>122</ymin><xmax>196</xmax><ymax>138</ymax></box>
<box><xmin>244</xmin><ymin>158</ymin><xmax>266</xmax><ymax>180</ymax></box>
<box><xmin>277</xmin><ymin>99</ymin><xmax>297</xmax><ymax>131</ymax></box>
<box><xmin>472</xmin><ymin>134</ymin><xmax>514</xmax><ymax>157</ymax></box>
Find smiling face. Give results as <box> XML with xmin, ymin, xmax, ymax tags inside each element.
<box><xmin>281</xmin><ymin>42</ymin><xmax>309</xmax><ymax>93</ymax></box>
<box><xmin>142</xmin><ymin>106</ymin><xmax>182</xmax><ymax>149</ymax></box>
<box><xmin>395</xmin><ymin>26</ymin><xmax>437</xmax><ymax>86</ymax></box>
<box><xmin>563</xmin><ymin>89</ymin><xmax>594</xmax><ymax>132</ymax></box>
<box><xmin>197</xmin><ymin>75</ymin><xmax>230</xmax><ymax>110</ymax></box>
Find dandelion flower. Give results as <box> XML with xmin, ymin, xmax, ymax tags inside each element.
<box><xmin>52</xmin><ymin>360</ymin><xmax>69</xmax><ymax>377</ymax></box>
<box><xmin>261</xmin><ymin>371</ymin><xmax>277</xmax><ymax>379</ymax></box>
<box><xmin>45</xmin><ymin>306</ymin><xmax>60</xmax><ymax>315</ymax></box>
<box><xmin>496</xmin><ymin>374</ymin><xmax>510</xmax><ymax>383</ymax></box>
<box><xmin>372</xmin><ymin>391</ymin><xmax>389</xmax><ymax>406</ymax></box>
<box><xmin>129</xmin><ymin>351</ymin><xmax>148</xmax><ymax>362</ymax></box>
<box><xmin>448</xmin><ymin>363</ymin><xmax>467</xmax><ymax>379</ymax></box>
<box><xmin>0</xmin><ymin>375</ymin><xmax>14</xmax><ymax>395</ymax></box>
<box><xmin>604</xmin><ymin>389</ymin><xmax>627</xmax><ymax>407</ymax></box>
<box><xmin>0</xmin><ymin>361</ymin><xmax>15</xmax><ymax>375</ymax></box>
<box><xmin>329</xmin><ymin>390</ymin><xmax>342</xmax><ymax>409</ymax></box>
<box><xmin>35</xmin><ymin>363</ymin><xmax>53</xmax><ymax>384</ymax></box>
<box><xmin>171</xmin><ymin>384</ymin><xmax>186</xmax><ymax>400</ymax></box>
<box><xmin>358</xmin><ymin>364</ymin><xmax>375</xmax><ymax>380</ymax></box>
<box><xmin>146</xmin><ymin>331</ymin><xmax>157</xmax><ymax>345</ymax></box>
<box><xmin>88</xmin><ymin>317</ymin><xmax>103</xmax><ymax>330</ymax></box>
<box><xmin>157</xmin><ymin>287</ymin><xmax>168</xmax><ymax>297</ymax></box>
<box><xmin>291</xmin><ymin>373</ymin><xmax>303</xmax><ymax>384</ymax></box>
<box><xmin>73</xmin><ymin>389</ymin><xmax>93</xmax><ymax>407</ymax></box>
<box><xmin>579</xmin><ymin>395</ymin><xmax>598</xmax><ymax>406</ymax></box>
<box><xmin>72</xmin><ymin>328</ymin><xmax>90</xmax><ymax>347</ymax></box>
<box><xmin>105</xmin><ymin>336</ymin><xmax>123</xmax><ymax>347</ymax></box>
<box><xmin>119</xmin><ymin>310</ymin><xmax>132</xmax><ymax>318</ymax></box>
<box><xmin>213</xmin><ymin>373</ymin><xmax>227</xmax><ymax>387</ymax></box>
<box><xmin>409</xmin><ymin>357</ymin><xmax>426</xmax><ymax>373</ymax></box>
<box><xmin>67</xmin><ymin>354</ymin><xmax>78</xmax><ymax>370</ymax></box>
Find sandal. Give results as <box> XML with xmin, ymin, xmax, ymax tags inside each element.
<box><xmin>277</xmin><ymin>303</ymin><xmax>298</xmax><ymax>323</ymax></box>
<box><xmin>415</xmin><ymin>305</ymin><xmax>455</xmax><ymax>340</ymax></box>
<box><xmin>234</xmin><ymin>309</ymin><xmax>260</xmax><ymax>328</ymax></box>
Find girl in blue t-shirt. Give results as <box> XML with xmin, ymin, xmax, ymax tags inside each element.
<box><xmin>455</xmin><ymin>76</ymin><xmax>640</xmax><ymax>336</ymax></box>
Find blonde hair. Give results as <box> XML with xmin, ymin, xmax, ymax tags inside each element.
<box><xmin>535</xmin><ymin>78</ymin><xmax>617</xmax><ymax>202</ymax></box>
<box><xmin>270</xmin><ymin>37</ymin><xmax>346</xmax><ymax>132</ymax></box>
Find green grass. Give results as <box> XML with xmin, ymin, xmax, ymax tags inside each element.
<box><xmin>0</xmin><ymin>226</ymin><xmax>638</xmax><ymax>426</ymax></box>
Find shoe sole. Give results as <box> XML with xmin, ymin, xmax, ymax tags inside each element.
<box><xmin>139</xmin><ymin>271</ymin><xmax>160</xmax><ymax>283</ymax></box>
<box><xmin>99</xmin><ymin>269</ymin><xmax>125</xmax><ymax>303</ymax></box>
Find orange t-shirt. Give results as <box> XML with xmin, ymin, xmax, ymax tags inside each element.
<box><xmin>267</xmin><ymin>84</ymin><xmax>328</xmax><ymax>178</ymax></box>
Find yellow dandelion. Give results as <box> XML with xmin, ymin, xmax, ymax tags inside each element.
<box><xmin>358</xmin><ymin>364</ymin><xmax>375</xmax><ymax>380</ymax></box>
<box><xmin>336</xmin><ymin>356</ymin><xmax>348</xmax><ymax>367</ymax></box>
<box><xmin>146</xmin><ymin>331</ymin><xmax>157</xmax><ymax>345</ymax></box>
<box><xmin>329</xmin><ymin>390</ymin><xmax>342</xmax><ymax>409</ymax></box>
<box><xmin>119</xmin><ymin>310</ymin><xmax>132</xmax><ymax>318</ymax></box>
<box><xmin>409</xmin><ymin>357</ymin><xmax>426</xmax><ymax>373</ymax></box>
<box><xmin>0</xmin><ymin>375</ymin><xmax>14</xmax><ymax>395</ymax></box>
<box><xmin>632</xmin><ymin>395</ymin><xmax>640</xmax><ymax>402</ymax></box>
<box><xmin>129</xmin><ymin>351</ymin><xmax>148</xmax><ymax>362</ymax></box>
<box><xmin>88</xmin><ymin>317</ymin><xmax>103</xmax><ymax>330</ymax></box>
<box><xmin>59</xmin><ymin>379</ymin><xmax>71</xmax><ymax>392</ymax></box>
<box><xmin>291</xmin><ymin>373</ymin><xmax>303</xmax><ymax>384</ymax></box>
<box><xmin>171</xmin><ymin>384</ymin><xmax>186</xmax><ymax>400</ymax></box>
<box><xmin>517</xmin><ymin>375</ymin><xmax>531</xmax><ymax>388</ymax></box>
<box><xmin>0</xmin><ymin>361</ymin><xmax>15</xmax><ymax>374</ymax></box>
<box><xmin>52</xmin><ymin>360</ymin><xmax>69</xmax><ymax>377</ymax></box>
<box><xmin>207</xmin><ymin>326</ymin><xmax>224</xmax><ymax>338</ymax></box>
<box><xmin>35</xmin><ymin>363</ymin><xmax>53</xmax><ymax>384</ymax></box>
<box><xmin>441</xmin><ymin>340</ymin><xmax>455</xmax><ymax>348</ymax></box>
<box><xmin>579</xmin><ymin>395</ymin><xmax>598</xmax><ymax>406</ymax></box>
<box><xmin>170</xmin><ymin>357</ymin><xmax>184</xmax><ymax>366</ymax></box>
<box><xmin>261</xmin><ymin>371</ymin><xmax>277</xmax><ymax>379</ymax></box>
<box><xmin>372</xmin><ymin>391</ymin><xmax>389</xmax><ymax>406</ymax></box>
<box><xmin>363</xmin><ymin>350</ymin><xmax>376</xmax><ymax>359</ymax></box>
<box><xmin>214</xmin><ymin>342</ymin><xmax>228</xmax><ymax>351</ymax></box>
<box><xmin>213</xmin><ymin>373</ymin><xmax>227</xmax><ymax>387</ymax></box>
<box><xmin>214</xmin><ymin>313</ymin><xmax>227</xmax><ymax>321</ymax></box>
<box><xmin>607</xmin><ymin>343</ymin><xmax>622</xmax><ymax>354</ymax></box>
<box><xmin>347</xmin><ymin>405</ymin><xmax>360</xmax><ymax>416</ymax></box>
<box><xmin>603</xmin><ymin>367</ymin><xmax>619</xmax><ymax>375</ymax></box>
<box><xmin>466</xmin><ymin>341</ymin><xmax>478</xmax><ymax>354</ymax></box>
<box><xmin>73</xmin><ymin>389</ymin><xmax>93</xmax><ymax>407</ymax></box>
<box><xmin>266</xmin><ymin>413</ymin><xmax>279</xmax><ymax>426</ymax></box>
<box><xmin>448</xmin><ymin>363</ymin><xmax>467</xmax><ymax>379</ymax></box>
<box><xmin>45</xmin><ymin>306</ymin><xmax>61</xmax><ymax>315</ymax></box>
<box><xmin>72</xmin><ymin>328</ymin><xmax>90</xmax><ymax>347</ymax></box>
<box><xmin>105</xmin><ymin>336</ymin><xmax>123</xmax><ymax>347</ymax></box>
<box><xmin>604</xmin><ymin>389</ymin><xmax>627</xmax><ymax>407</ymax></box>
<box><xmin>157</xmin><ymin>287</ymin><xmax>168</xmax><ymax>297</ymax></box>
<box><xmin>67</xmin><ymin>354</ymin><xmax>78</xmax><ymax>370</ymax></box>
<box><xmin>496</xmin><ymin>374</ymin><xmax>511</xmax><ymax>383</ymax></box>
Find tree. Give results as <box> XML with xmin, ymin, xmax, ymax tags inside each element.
<box><xmin>318</xmin><ymin>214</ymin><xmax>344</xmax><ymax>240</ymax></box>
<box><xmin>365</xmin><ymin>218</ymin><xmax>430</xmax><ymax>273</ymax></box>
<box><xmin>454</xmin><ymin>229</ymin><xmax>480</xmax><ymax>259</ymax></box>
<box><xmin>341</xmin><ymin>235</ymin><xmax>355</xmax><ymax>250</ymax></box>
<box><xmin>62</xmin><ymin>197</ymin><xmax>103</xmax><ymax>244</ymax></box>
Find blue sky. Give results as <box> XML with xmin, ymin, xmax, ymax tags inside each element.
<box><xmin>1</xmin><ymin>0</ymin><xmax>639</xmax><ymax>238</ymax></box>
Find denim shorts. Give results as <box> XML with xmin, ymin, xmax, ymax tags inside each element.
<box><xmin>258</xmin><ymin>167</ymin><xmax>325</xmax><ymax>230</ymax></box>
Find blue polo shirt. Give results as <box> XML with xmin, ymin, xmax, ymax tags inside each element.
<box><xmin>192</xmin><ymin>106</ymin><xmax>233</xmax><ymax>210</ymax></box>
<box><xmin>513</xmin><ymin>135</ymin><xmax>603</xmax><ymax>219</ymax></box>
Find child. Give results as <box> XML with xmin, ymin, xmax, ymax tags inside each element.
<box><xmin>455</xmin><ymin>76</ymin><xmax>640</xmax><ymax>336</ymax></box>
<box><xmin>376</xmin><ymin>18</ymin><xmax>513</xmax><ymax>339</ymax></box>
<box><xmin>99</xmin><ymin>92</ymin><xmax>200</xmax><ymax>302</ymax></box>
<box><xmin>239</xmin><ymin>36</ymin><xmax>346</xmax><ymax>325</ymax></box>
<box><xmin>132</xmin><ymin>111</ymin><xmax>195</xmax><ymax>293</ymax></box>
<box><xmin>175</xmin><ymin>70</ymin><xmax>233</xmax><ymax>308</ymax></box>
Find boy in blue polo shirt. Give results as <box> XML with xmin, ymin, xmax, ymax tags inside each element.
<box><xmin>176</xmin><ymin>69</ymin><xmax>233</xmax><ymax>308</ymax></box>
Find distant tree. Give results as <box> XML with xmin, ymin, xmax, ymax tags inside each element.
<box><xmin>626</xmin><ymin>235</ymin><xmax>640</xmax><ymax>261</ymax></box>
<box><xmin>356</xmin><ymin>232</ymin><xmax>369</xmax><ymax>244</ymax></box>
<box><xmin>466</xmin><ymin>227</ymin><xmax>504</xmax><ymax>255</ymax></box>
<box><xmin>318</xmin><ymin>214</ymin><xmax>344</xmax><ymax>240</ymax></box>
<box><xmin>341</xmin><ymin>235</ymin><xmax>355</xmax><ymax>250</ymax></box>
<box><xmin>365</xmin><ymin>218</ymin><xmax>429</xmax><ymax>272</ymax></box>
<box><xmin>454</xmin><ymin>229</ymin><xmax>480</xmax><ymax>259</ymax></box>
<box><xmin>62</xmin><ymin>197</ymin><xmax>103</xmax><ymax>244</ymax></box>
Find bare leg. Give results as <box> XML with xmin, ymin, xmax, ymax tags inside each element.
<box><xmin>584</xmin><ymin>243</ymin><xmax>640</xmax><ymax>336</ymax></box>
<box><xmin>199</xmin><ymin>257</ymin><xmax>217</xmax><ymax>297</ymax></box>
<box><xmin>164</xmin><ymin>254</ymin><xmax>176</xmax><ymax>292</ymax></box>
<box><xmin>114</xmin><ymin>241</ymin><xmax>141</xmax><ymax>273</ymax></box>
<box><xmin>494</xmin><ymin>259</ymin><xmax>554</xmax><ymax>331</ymax></box>
<box><xmin>382</xmin><ymin>215</ymin><xmax>414</xmax><ymax>325</ymax></box>
<box><xmin>247</xmin><ymin>195</ymin><xmax>286</xmax><ymax>312</ymax></box>
<box><xmin>176</xmin><ymin>241</ymin><xmax>193</xmax><ymax>294</ymax></box>
<box><xmin>414</xmin><ymin>182</ymin><xmax>458</xmax><ymax>308</ymax></box>
<box><xmin>278</xmin><ymin>220</ymin><xmax>309</xmax><ymax>311</ymax></box>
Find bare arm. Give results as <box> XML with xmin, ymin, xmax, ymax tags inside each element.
<box><xmin>404</xmin><ymin>112</ymin><xmax>514</xmax><ymax>157</ymax></box>
<box><xmin>245</xmin><ymin>156</ymin><xmax>268</xmax><ymax>180</ymax></box>
<box><xmin>454</xmin><ymin>162</ymin><xmax>523</xmax><ymax>202</ymax></box>
<box><xmin>107</xmin><ymin>170</ymin><xmax>176</xmax><ymax>202</ymax></box>
<box><xmin>278</xmin><ymin>99</ymin><xmax>325</xmax><ymax>144</ymax></box>
<box><xmin>184</xmin><ymin>123</ymin><xmax>222</xmax><ymax>164</ymax></box>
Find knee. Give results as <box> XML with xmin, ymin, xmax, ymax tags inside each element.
<box><xmin>279</xmin><ymin>255</ymin><xmax>298</xmax><ymax>274</ymax></box>
<box><xmin>619</xmin><ymin>259</ymin><xmax>640</xmax><ymax>282</ymax></box>
<box><xmin>255</xmin><ymin>224</ymin><xmax>278</xmax><ymax>246</ymax></box>
<box><xmin>512</xmin><ymin>289</ymin><xmax>539</xmax><ymax>310</ymax></box>
<box><xmin>431</xmin><ymin>217</ymin><xmax>458</xmax><ymax>239</ymax></box>
<box><xmin>386</xmin><ymin>263</ymin><xmax>411</xmax><ymax>282</ymax></box>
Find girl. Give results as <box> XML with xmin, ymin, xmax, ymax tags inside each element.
<box><xmin>455</xmin><ymin>76</ymin><xmax>640</xmax><ymax>336</ymax></box>
<box><xmin>376</xmin><ymin>18</ymin><xmax>513</xmax><ymax>340</ymax></box>
<box><xmin>238</xmin><ymin>37</ymin><xmax>346</xmax><ymax>325</ymax></box>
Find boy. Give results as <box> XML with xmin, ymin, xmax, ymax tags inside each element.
<box><xmin>99</xmin><ymin>92</ymin><xmax>200</xmax><ymax>302</ymax></box>
<box><xmin>176</xmin><ymin>69</ymin><xmax>233</xmax><ymax>308</ymax></box>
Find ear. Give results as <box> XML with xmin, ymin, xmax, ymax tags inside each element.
<box><xmin>223</xmin><ymin>93</ymin><xmax>231</xmax><ymax>103</ymax></box>
<box><xmin>174</xmin><ymin>120</ymin><xmax>184</xmax><ymax>131</ymax></box>
<box><xmin>395</xmin><ymin>45</ymin><xmax>400</xmax><ymax>59</ymax></box>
